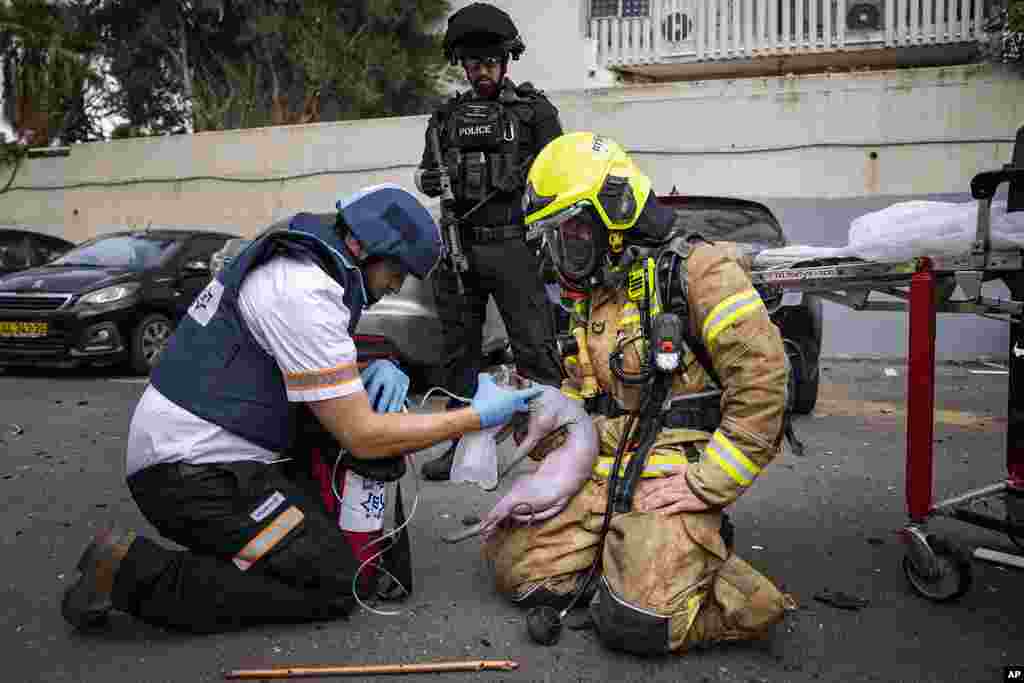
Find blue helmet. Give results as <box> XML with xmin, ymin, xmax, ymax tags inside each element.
<box><xmin>336</xmin><ymin>184</ymin><xmax>442</xmax><ymax>279</ymax></box>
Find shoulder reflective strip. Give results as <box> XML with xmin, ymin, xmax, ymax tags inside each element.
<box><xmin>233</xmin><ymin>505</ymin><xmax>304</xmax><ymax>572</ymax></box>
<box><xmin>285</xmin><ymin>363</ymin><xmax>360</xmax><ymax>391</ymax></box>
<box><xmin>702</xmin><ymin>289</ymin><xmax>763</xmax><ymax>347</ymax></box>
<box><xmin>705</xmin><ymin>431</ymin><xmax>760</xmax><ymax>487</ymax></box>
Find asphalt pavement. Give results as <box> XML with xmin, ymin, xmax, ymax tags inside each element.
<box><xmin>1</xmin><ymin>361</ymin><xmax>1022</xmax><ymax>683</ymax></box>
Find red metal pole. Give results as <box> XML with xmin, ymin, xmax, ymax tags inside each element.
<box><xmin>1008</xmin><ymin>316</ymin><xmax>1024</xmax><ymax>490</ymax></box>
<box><xmin>906</xmin><ymin>260</ymin><xmax>937</xmax><ymax>522</ymax></box>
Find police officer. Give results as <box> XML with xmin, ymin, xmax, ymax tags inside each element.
<box><xmin>416</xmin><ymin>3</ymin><xmax>563</xmax><ymax>481</ymax></box>
<box><xmin>60</xmin><ymin>185</ymin><xmax>541</xmax><ymax>634</ymax></box>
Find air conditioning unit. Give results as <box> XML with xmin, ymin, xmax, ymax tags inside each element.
<box><xmin>661</xmin><ymin>11</ymin><xmax>691</xmax><ymax>42</ymax></box>
<box><xmin>846</xmin><ymin>0</ymin><xmax>883</xmax><ymax>30</ymax></box>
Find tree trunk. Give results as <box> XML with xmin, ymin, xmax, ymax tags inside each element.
<box><xmin>178</xmin><ymin>18</ymin><xmax>195</xmax><ymax>132</ymax></box>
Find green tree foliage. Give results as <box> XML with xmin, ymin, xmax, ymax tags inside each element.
<box><xmin>96</xmin><ymin>0</ymin><xmax>452</xmax><ymax>133</ymax></box>
<box><xmin>0</xmin><ymin>0</ymin><xmax>104</xmax><ymax>146</ymax></box>
<box><xmin>1009</xmin><ymin>0</ymin><xmax>1023</xmax><ymax>32</ymax></box>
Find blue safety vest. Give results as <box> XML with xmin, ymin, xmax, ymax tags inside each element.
<box><xmin>150</xmin><ymin>213</ymin><xmax>367</xmax><ymax>453</ymax></box>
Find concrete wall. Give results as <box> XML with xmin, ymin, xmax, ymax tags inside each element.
<box><xmin>1</xmin><ymin>63</ymin><xmax>1021</xmax><ymax>359</ymax></box>
<box><xmin>2</xmin><ymin>63</ymin><xmax>1019</xmax><ymax>242</ymax></box>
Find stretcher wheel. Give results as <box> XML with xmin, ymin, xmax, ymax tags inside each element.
<box><xmin>901</xmin><ymin>534</ymin><xmax>973</xmax><ymax>602</ymax></box>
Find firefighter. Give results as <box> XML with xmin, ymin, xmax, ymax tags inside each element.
<box><xmin>60</xmin><ymin>185</ymin><xmax>541</xmax><ymax>634</ymax></box>
<box><xmin>416</xmin><ymin>2</ymin><xmax>563</xmax><ymax>481</ymax></box>
<box><xmin>485</xmin><ymin>133</ymin><xmax>792</xmax><ymax>654</ymax></box>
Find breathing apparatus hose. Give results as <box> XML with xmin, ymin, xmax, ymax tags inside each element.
<box><xmin>579</xmin><ymin>409</ymin><xmax>636</xmax><ymax>596</ymax></box>
<box><xmin>615</xmin><ymin>374</ymin><xmax>672</xmax><ymax>514</ymax></box>
<box><xmin>525</xmin><ymin>411</ymin><xmax>638</xmax><ymax>645</ymax></box>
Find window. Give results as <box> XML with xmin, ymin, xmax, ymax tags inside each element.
<box><xmin>49</xmin><ymin>234</ymin><xmax>184</xmax><ymax>271</ymax></box>
<box><xmin>591</xmin><ymin>0</ymin><xmax>651</xmax><ymax>18</ymax></box>
<box><xmin>180</xmin><ymin>236</ymin><xmax>229</xmax><ymax>270</ymax></box>
<box><xmin>32</xmin><ymin>237</ymin><xmax>71</xmax><ymax>266</ymax></box>
<box><xmin>0</xmin><ymin>234</ymin><xmax>32</xmax><ymax>271</ymax></box>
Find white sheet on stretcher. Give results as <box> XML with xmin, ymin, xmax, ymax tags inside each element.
<box><xmin>754</xmin><ymin>200</ymin><xmax>1024</xmax><ymax>267</ymax></box>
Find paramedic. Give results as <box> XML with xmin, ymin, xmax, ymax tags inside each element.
<box><xmin>60</xmin><ymin>184</ymin><xmax>541</xmax><ymax>634</ymax></box>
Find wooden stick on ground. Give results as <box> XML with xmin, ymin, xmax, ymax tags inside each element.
<box><xmin>224</xmin><ymin>659</ymin><xmax>519</xmax><ymax>679</ymax></box>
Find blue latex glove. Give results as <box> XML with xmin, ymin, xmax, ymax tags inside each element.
<box><xmin>361</xmin><ymin>360</ymin><xmax>410</xmax><ymax>413</ymax></box>
<box><xmin>470</xmin><ymin>373</ymin><xmax>543</xmax><ymax>429</ymax></box>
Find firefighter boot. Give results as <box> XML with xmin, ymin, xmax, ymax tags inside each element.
<box><xmin>684</xmin><ymin>554</ymin><xmax>787</xmax><ymax>649</ymax></box>
<box><xmin>61</xmin><ymin>527</ymin><xmax>136</xmax><ymax>630</ymax></box>
<box><xmin>421</xmin><ymin>442</ymin><xmax>457</xmax><ymax>481</ymax></box>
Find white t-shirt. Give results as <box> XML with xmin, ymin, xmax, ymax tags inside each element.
<box><xmin>125</xmin><ymin>255</ymin><xmax>365</xmax><ymax>477</ymax></box>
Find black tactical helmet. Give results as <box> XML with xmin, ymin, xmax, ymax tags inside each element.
<box><xmin>442</xmin><ymin>3</ymin><xmax>526</xmax><ymax>66</ymax></box>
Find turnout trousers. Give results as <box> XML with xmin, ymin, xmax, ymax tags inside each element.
<box><xmin>432</xmin><ymin>235</ymin><xmax>562</xmax><ymax>403</ymax></box>
<box><xmin>112</xmin><ymin>460</ymin><xmax>362</xmax><ymax>634</ymax></box>
<box><xmin>484</xmin><ymin>416</ymin><xmax>788</xmax><ymax>654</ymax></box>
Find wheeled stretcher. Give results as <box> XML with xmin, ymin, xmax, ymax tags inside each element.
<box><xmin>745</xmin><ymin>125</ymin><xmax>1024</xmax><ymax>601</ymax></box>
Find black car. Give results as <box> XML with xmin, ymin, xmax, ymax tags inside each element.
<box><xmin>0</xmin><ymin>229</ymin><xmax>74</xmax><ymax>275</ymax></box>
<box><xmin>0</xmin><ymin>229</ymin><xmax>238</xmax><ymax>373</ymax></box>
<box><xmin>659</xmin><ymin>194</ymin><xmax>823</xmax><ymax>414</ymax></box>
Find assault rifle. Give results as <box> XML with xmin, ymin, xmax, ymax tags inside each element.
<box><xmin>429</xmin><ymin>125</ymin><xmax>468</xmax><ymax>294</ymax></box>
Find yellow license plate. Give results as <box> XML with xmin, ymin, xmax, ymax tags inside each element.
<box><xmin>0</xmin><ymin>321</ymin><xmax>49</xmax><ymax>338</ymax></box>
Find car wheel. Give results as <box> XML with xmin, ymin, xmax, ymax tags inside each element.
<box><xmin>130</xmin><ymin>314</ymin><xmax>173</xmax><ymax>375</ymax></box>
<box><xmin>786</xmin><ymin>337</ymin><xmax>820</xmax><ymax>415</ymax></box>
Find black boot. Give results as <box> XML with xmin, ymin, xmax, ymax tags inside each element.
<box><xmin>421</xmin><ymin>442</ymin><xmax>457</xmax><ymax>481</ymax></box>
<box><xmin>61</xmin><ymin>526</ymin><xmax>136</xmax><ymax>630</ymax></box>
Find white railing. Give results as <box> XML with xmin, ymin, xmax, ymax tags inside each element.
<box><xmin>591</xmin><ymin>0</ymin><xmax>992</xmax><ymax>66</ymax></box>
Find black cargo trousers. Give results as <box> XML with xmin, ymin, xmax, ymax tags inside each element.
<box><xmin>431</xmin><ymin>231</ymin><xmax>563</xmax><ymax>404</ymax></box>
<box><xmin>111</xmin><ymin>460</ymin><xmax>360</xmax><ymax>634</ymax></box>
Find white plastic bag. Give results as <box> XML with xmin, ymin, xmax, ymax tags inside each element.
<box><xmin>846</xmin><ymin>200</ymin><xmax>1024</xmax><ymax>262</ymax></box>
<box><xmin>450</xmin><ymin>426</ymin><xmax>501</xmax><ymax>491</ymax></box>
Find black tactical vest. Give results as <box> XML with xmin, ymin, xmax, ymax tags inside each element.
<box><xmin>445</xmin><ymin>98</ymin><xmax>523</xmax><ymax>204</ymax></box>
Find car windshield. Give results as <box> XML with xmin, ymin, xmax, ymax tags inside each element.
<box><xmin>48</xmin><ymin>235</ymin><xmax>182</xmax><ymax>271</ymax></box>
<box><xmin>0</xmin><ymin>235</ymin><xmax>32</xmax><ymax>271</ymax></box>
<box><xmin>669</xmin><ymin>206</ymin><xmax>785</xmax><ymax>246</ymax></box>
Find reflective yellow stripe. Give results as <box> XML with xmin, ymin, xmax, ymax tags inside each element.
<box><xmin>233</xmin><ymin>505</ymin><xmax>304</xmax><ymax>571</ymax></box>
<box><xmin>620</xmin><ymin>302</ymin><xmax>640</xmax><ymax>328</ymax></box>
<box><xmin>593</xmin><ymin>451</ymin><xmax>689</xmax><ymax>478</ymax></box>
<box><xmin>701</xmin><ymin>289</ymin><xmax>763</xmax><ymax>347</ymax></box>
<box><xmin>561</xmin><ymin>386</ymin><xmax>583</xmax><ymax>401</ymax></box>
<box><xmin>684</xmin><ymin>591</ymin><xmax>705</xmax><ymax>635</ymax></box>
<box><xmin>705</xmin><ymin>431</ymin><xmax>760</xmax><ymax>486</ymax></box>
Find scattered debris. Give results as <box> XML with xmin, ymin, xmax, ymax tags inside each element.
<box><xmin>813</xmin><ymin>590</ymin><xmax>869</xmax><ymax>611</ymax></box>
<box><xmin>566</xmin><ymin>613</ymin><xmax>594</xmax><ymax>631</ymax></box>
<box><xmin>6</xmin><ymin>424</ymin><xmax>24</xmax><ymax>439</ymax></box>
<box><xmin>751</xmin><ymin>545</ymin><xmax>765</xmax><ymax>551</ymax></box>
<box><xmin>884</xmin><ymin>368</ymin><xmax>899</xmax><ymax>377</ymax></box>
<box><xmin>479</xmin><ymin>638</ymin><xmax>491</xmax><ymax>647</ymax></box>
<box><xmin>462</xmin><ymin>514</ymin><xmax>481</xmax><ymax>526</ymax></box>
<box><xmin>866</xmin><ymin>537</ymin><xmax>885</xmax><ymax>546</ymax></box>
<box><xmin>77</xmin><ymin>400</ymin><xmax>89</xmax><ymax>406</ymax></box>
